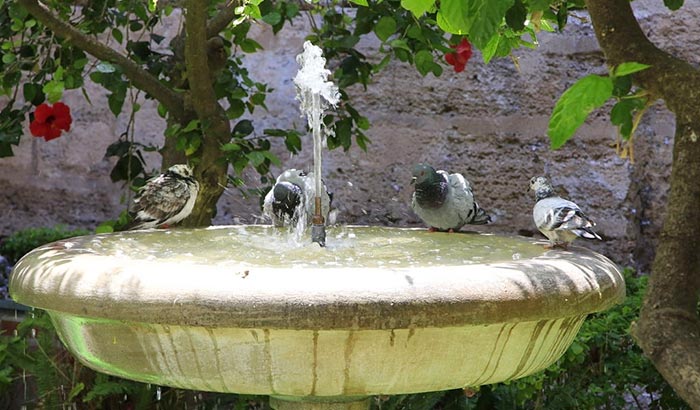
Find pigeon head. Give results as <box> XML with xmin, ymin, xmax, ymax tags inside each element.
<box><xmin>272</xmin><ymin>181</ymin><xmax>303</xmax><ymax>219</ymax></box>
<box><xmin>168</xmin><ymin>164</ymin><xmax>195</xmax><ymax>179</ymax></box>
<box><xmin>529</xmin><ymin>176</ymin><xmax>554</xmax><ymax>201</ymax></box>
<box><xmin>412</xmin><ymin>163</ymin><xmax>449</xmax><ymax>208</ymax></box>
<box><xmin>411</xmin><ymin>163</ymin><xmax>440</xmax><ymax>186</ymax></box>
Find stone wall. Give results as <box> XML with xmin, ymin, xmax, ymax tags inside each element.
<box><xmin>2</xmin><ymin>0</ymin><xmax>698</xmax><ymax>272</ymax></box>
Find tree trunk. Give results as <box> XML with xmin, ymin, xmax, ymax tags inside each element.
<box><xmin>178</xmin><ymin>0</ymin><xmax>231</xmax><ymax>227</ymax></box>
<box><xmin>585</xmin><ymin>0</ymin><xmax>700</xmax><ymax>406</ymax></box>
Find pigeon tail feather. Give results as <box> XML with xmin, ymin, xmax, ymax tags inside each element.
<box><xmin>470</xmin><ymin>203</ymin><xmax>492</xmax><ymax>225</ymax></box>
<box><xmin>572</xmin><ymin>228</ymin><xmax>602</xmax><ymax>241</ymax></box>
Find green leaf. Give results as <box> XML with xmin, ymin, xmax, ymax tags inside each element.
<box><xmin>414</xmin><ymin>50</ymin><xmax>434</xmax><ymax>77</ymax></box>
<box><xmin>468</xmin><ymin>0</ymin><xmax>515</xmax><ymax>49</ymax></box>
<box><xmin>612</xmin><ymin>62</ymin><xmax>651</xmax><ymax>77</ymax></box>
<box><xmin>68</xmin><ymin>382</ymin><xmax>85</xmax><ymax>401</ymax></box>
<box><xmin>233</xmin><ymin>119</ymin><xmax>254</xmax><ymax>136</ymax></box>
<box><xmin>505</xmin><ymin>0</ymin><xmax>527</xmax><ymax>31</ymax></box>
<box><xmin>42</xmin><ymin>80</ymin><xmax>64</xmax><ymax>103</ymax></box>
<box><xmin>1</xmin><ymin>53</ymin><xmax>15</xmax><ymax>64</ymax></box>
<box><xmin>251</xmin><ymin>92</ymin><xmax>266</xmax><ymax>106</ymax></box>
<box><xmin>390</xmin><ymin>39</ymin><xmax>411</xmax><ymax>52</ymax></box>
<box><xmin>262</xmin><ymin>11</ymin><xmax>282</xmax><ymax>26</ymax></box>
<box><xmin>262</xmin><ymin>150</ymin><xmax>281</xmax><ymax>166</ymax></box>
<box><xmin>548</xmin><ymin>75</ymin><xmax>614</xmax><ymax>149</ymax></box>
<box><xmin>556</xmin><ymin>3</ymin><xmax>568</xmax><ymax>31</ymax></box>
<box><xmin>374</xmin><ymin>16</ymin><xmax>397</xmax><ymax>42</ymax></box>
<box><xmin>23</xmin><ymin>83</ymin><xmax>44</xmax><ymax>105</ymax></box>
<box><xmin>611</xmin><ymin>98</ymin><xmax>646</xmax><ymax>140</ymax></box>
<box><xmin>227</xmin><ymin>99</ymin><xmax>246</xmax><ymax>119</ymax></box>
<box><xmin>611</xmin><ymin>102</ymin><xmax>634</xmax><ymax>139</ymax></box>
<box><xmin>437</xmin><ymin>0</ymin><xmax>471</xmax><ymax>34</ymax></box>
<box><xmin>663</xmin><ymin>0</ymin><xmax>683</xmax><ymax>10</ymax></box>
<box><xmin>239</xmin><ymin>38</ymin><xmax>263</xmax><ymax>53</ymax></box>
<box><xmin>182</xmin><ymin>119</ymin><xmax>200</xmax><ymax>133</ymax></box>
<box><xmin>284</xmin><ymin>132</ymin><xmax>302</xmax><ymax>153</ymax></box>
<box><xmin>185</xmin><ymin>135</ymin><xmax>201</xmax><ymax>156</ymax></box>
<box><xmin>401</xmin><ymin>0</ymin><xmax>434</xmax><ymax>17</ymax></box>
<box><xmin>221</xmin><ymin>143</ymin><xmax>241</xmax><ymax>152</ymax></box>
<box><xmin>349</xmin><ymin>0</ymin><xmax>369</xmax><ymax>5</ymax></box>
<box><xmin>262</xmin><ymin>128</ymin><xmax>287</xmax><ymax>137</ymax></box>
<box><xmin>438</xmin><ymin>0</ymin><xmax>514</xmax><ymax>48</ymax></box>
<box><xmin>157</xmin><ymin>103</ymin><xmax>167</xmax><ymax>118</ymax></box>
<box><xmin>612</xmin><ymin>75</ymin><xmax>632</xmax><ymax>97</ymax></box>
<box><xmin>247</xmin><ymin>151</ymin><xmax>265</xmax><ymax>167</ymax></box>
<box><xmin>108</xmin><ymin>89</ymin><xmax>126</xmax><ymax>116</ymax></box>
<box><xmin>481</xmin><ymin>33</ymin><xmax>500</xmax><ymax>64</ymax></box>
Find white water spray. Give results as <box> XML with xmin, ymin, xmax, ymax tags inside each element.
<box><xmin>294</xmin><ymin>41</ymin><xmax>340</xmax><ymax>246</ymax></box>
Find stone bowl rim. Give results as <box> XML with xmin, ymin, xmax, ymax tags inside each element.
<box><xmin>10</xmin><ymin>225</ymin><xmax>625</xmax><ymax>330</ymax></box>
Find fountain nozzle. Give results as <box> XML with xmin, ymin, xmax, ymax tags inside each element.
<box><xmin>311</xmin><ymin>197</ymin><xmax>326</xmax><ymax>247</ymax></box>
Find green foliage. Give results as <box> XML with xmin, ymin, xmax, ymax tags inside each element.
<box><xmin>664</xmin><ymin>0</ymin><xmax>684</xmax><ymax>11</ymax></box>
<box><xmin>548</xmin><ymin>74</ymin><xmax>614</xmax><ymax>149</ymax></box>
<box><xmin>548</xmin><ymin>62</ymin><xmax>650</xmax><ymax>149</ymax></box>
<box><xmin>0</xmin><ymin>225</ymin><xmax>91</xmax><ymax>264</ymax></box>
<box><xmin>374</xmin><ymin>269</ymin><xmax>689</xmax><ymax>410</ymax></box>
<box><xmin>0</xmin><ymin>0</ymin><xmax>303</xmax><ymax>199</ymax></box>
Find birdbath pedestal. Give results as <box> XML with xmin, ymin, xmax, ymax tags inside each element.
<box><xmin>9</xmin><ymin>226</ymin><xmax>625</xmax><ymax>409</ymax></box>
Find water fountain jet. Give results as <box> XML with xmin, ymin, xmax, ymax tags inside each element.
<box><xmin>294</xmin><ymin>41</ymin><xmax>340</xmax><ymax>247</ymax></box>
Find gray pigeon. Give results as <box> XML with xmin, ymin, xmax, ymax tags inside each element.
<box><xmin>529</xmin><ymin>176</ymin><xmax>602</xmax><ymax>248</ymax></box>
<box><xmin>263</xmin><ymin>169</ymin><xmax>332</xmax><ymax>227</ymax></box>
<box><xmin>411</xmin><ymin>163</ymin><xmax>491</xmax><ymax>232</ymax></box>
<box><xmin>124</xmin><ymin>164</ymin><xmax>199</xmax><ymax>230</ymax></box>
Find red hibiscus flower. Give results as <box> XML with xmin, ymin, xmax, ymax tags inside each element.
<box><xmin>445</xmin><ymin>38</ymin><xmax>473</xmax><ymax>73</ymax></box>
<box><xmin>29</xmin><ymin>102</ymin><xmax>72</xmax><ymax>141</ymax></box>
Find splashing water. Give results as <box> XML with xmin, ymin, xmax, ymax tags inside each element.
<box><xmin>294</xmin><ymin>41</ymin><xmax>340</xmax><ymax>246</ymax></box>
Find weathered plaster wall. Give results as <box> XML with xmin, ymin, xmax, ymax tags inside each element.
<box><xmin>2</xmin><ymin>0</ymin><xmax>697</xmax><ymax>272</ymax></box>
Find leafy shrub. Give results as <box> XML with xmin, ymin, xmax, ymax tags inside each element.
<box><xmin>0</xmin><ymin>225</ymin><xmax>91</xmax><ymax>265</ymax></box>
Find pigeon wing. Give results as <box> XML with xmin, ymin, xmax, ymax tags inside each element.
<box><xmin>446</xmin><ymin>172</ymin><xmax>475</xmax><ymax>225</ymax></box>
<box><xmin>536</xmin><ymin>197</ymin><xmax>600</xmax><ymax>238</ymax></box>
<box><xmin>447</xmin><ymin>172</ymin><xmax>490</xmax><ymax>225</ymax></box>
<box><xmin>133</xmin><ymin>174</ymin><xmax>193</xmax><ymax>226</ymax></box>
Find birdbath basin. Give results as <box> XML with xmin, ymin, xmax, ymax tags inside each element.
<box><xmin>10</xmin><ymin>226</ymin><xmax>624</xmax><ymax>409</ymax></box>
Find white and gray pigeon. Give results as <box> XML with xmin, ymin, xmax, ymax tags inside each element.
<box><xmin>411</xmin><ymin>163</ymin><xmax>491</xmax><ymax>232</ymax></box>
<box><xmin>262</xmin><ymin>169</ymin><xmax>332</xmax><ymax>227</ymax></box>
<box><xmin>123</xmin><ymin>164</ymin><xmax>199</xmax><ymax>230</ymax></box>
<box><xmin>529</xmin><ymin>176</ymin><xmax>602</xmax><ymax>248</ymax></box>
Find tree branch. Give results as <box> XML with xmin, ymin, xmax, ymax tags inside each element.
<box><xmin>18</xmin><ymin>0</ymin><xmax>185</xmax><ymax>120</ymax></box>
<box><xmin>584</xmin><ymin>0</ymin><xmax>700</xmax><ymax>119</ymax></box>
<box><xmin>207</xmin><ymin>0</ymin><xmax>241</xmax><ymax>38</ymax></box>
<box><xmin>585</xmin><ymin>0</ymin><xmax>700</xmax><ymax>406</ymax></box>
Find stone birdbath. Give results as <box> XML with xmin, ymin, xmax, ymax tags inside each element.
<box><xmin>10</xmin><ymin>225</ymin><xmax>625</xmax><ymax>409</ymax></box>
